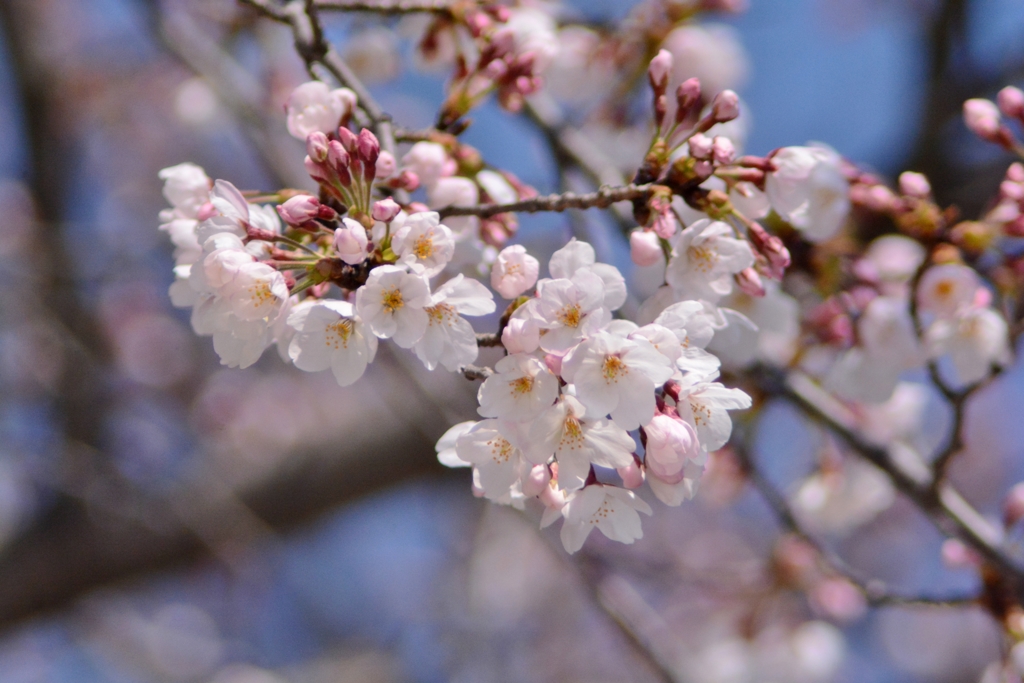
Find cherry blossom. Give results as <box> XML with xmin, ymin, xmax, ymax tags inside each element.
<box><xmin>916</xmin><ymin>264</ymin><xmax>981</xmax><ymax>319</ymax></box>
<box><xmin>454</xmin><ymin>419</ymin><xmax>532</xmax><ymax>501</ymax></box>
<box><xmin>333</xmin><ymin>218</ymin><xmax>371</xmax><ymax>265</ymax></box>
<box><xmin>491</xmin><ymin>245</ymin><xmax>539</xmax><ymax>299</ymax></box>
<box><xmin>666</xmin><ymin>219</ymin><xmax>755</xmax><ymax>302</ymax></box>
<box><xmin>671</xmin><ymin>373</ymin><xmax>752</xmax><ymax>452</ymax></box>
<box><xmin>557</xmin><ymin>484</ymin><xmax>653</xmax><ymax>554</ymax></box>
<box><xmin>766</xmin><ymin>146</ymin><xmax>850</xmax><ymax>242</ymax></box>
<box><xmin>560</xmin><ymin>330</ymin><xmax>674</xmax><ymax>430</ymax></box>
<box><xmin>477</xmin><ymin>353</ymin><xmax>559</xmax><ymax>421</ymax></box>
<box><xmin>288</xmin><ymin>300</ymin><xmax>378</xmax><ymax>386</ymax></box>
<box><xmin>354</xmin><ymin>265</ymin><xmax>431</xmax><ymax>347</ymax></box>
<box><xmin>926</xmin><ymin>306</ymin><xmax>1011</xmax><ymax>385</ymax></box>
<box><xmin>390</xmin><ymin>212</ymin><xmax>456</xmax><ymax>277</ymax></box>
<box><xmin>284</xmin><ymin>81</ymin><xmax>357</xmax><ymax>140</ymax></box>
<box><xmin>413</xmin><ymin>274</ymin><xmax>495</xmax><ymax>371</ymax></box>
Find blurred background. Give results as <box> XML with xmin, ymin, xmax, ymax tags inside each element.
<box><xmin>0</xmin><ymin>0</ymin><xmax>1023</xmax><ymax>681</ymax></box>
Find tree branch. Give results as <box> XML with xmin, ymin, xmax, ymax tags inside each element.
<box><xmin>315</xmin><ymin>0</ymin><xmax>456</xmax><ymax>15</ymax></box>
<box><xmin>438</xmin><ymin>184</ymin><xmax>652</xmax><ymax>219</ymax></box>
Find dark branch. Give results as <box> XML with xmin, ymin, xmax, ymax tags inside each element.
<box><xmin>315</xmin><ymin>0</ymin><xmax>456</xmax><ymax>15</ymax></box>
<box><xmin>439</xmin><ymin>184</ymin><xmax>652</xmax><ymax>219</ymax></box>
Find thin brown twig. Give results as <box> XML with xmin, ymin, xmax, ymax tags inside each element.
<box><xmin>755</xmin><ymin>365</ymin><xmax>1024</xmax><ymax>602</ymax></box>
<box><xmin>734</xmin><ymin>437</ymin><xmax>979</xmax><ymax>608</ymax></box>
<box><xmin>439</xmin><ymin>184</ymin><xmax>653</xmax><ymax>219</ymax></box>
<box><xmin>315</xmin><ymin>0</ymin><xmax>456</xmax><ymax>15</ymax></box>
<box><xmin>461</xmin><ymin>364</ymin><xmax>494</xmax><ymax>381</ymax></box>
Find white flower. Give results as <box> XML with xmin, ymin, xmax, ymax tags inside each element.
<box><xmin>401</xmin><ymin>141</ymin><xmax>449</xmax><ymax>189</ymax></box>
<box><xmin>188</xmin><ymin>233</ymin><xmax>254</xmax><ymax>296</ymax></box>
<box><xmin>558</xmin><ymin>485</ymin><xmax>653</xmax><ymax>553</ymax></box>
<box><xmin>826</xmin><ymin>296</ymin><xmax>922</xmax><ymax>403</ymax></box>
<box><xmin>528</xmin><ymin>395</ymin><xmax>636</xmax><ymax>492</ymax></box>
<box><xmin>435</xmin><ymin>421</ymin><xmax>475</xmax><ymax>468</ymax></box>
<box><xmin>730</xmin><ymin>181</ymin><xmax>769</xmax><ymax>219</ymax></box>
<box><xmin>158</xmin><ymin>162</ymin><xmax>211</xmax><ymax>219</ymax></box>
<box><xmin>673</xmin><ymin>373</ymin><xmax>752</xmax><ymax>452</ymax></box>
<box><xmin>560</xmin><ymin>330</ymin><xmax>674</xmax><ymax>430</ymax></box>
<box><xmin>414</xmin><ymin>274</ymin><xmax>495</xmax><ymax>371</ymax></box>
<box><xmin>858</xmin><ymin>234</ymin><xmax>925</xmax><ymax>284</ymax></box>
<box><xmin>476</xmin><ymin>170</ymin><xmax>517</xmax><ymax>204</ymax></box>
<box><xmin>710</xmin><ymin>282</ymin><xmax>800</xmax><ymax>369</ymax></box>
<box><xmin>549</xmin><ymin>239</ymin><xmax>626</xmax><ymax>311</ymax></box>
<box><xmin>220</xmin><ymin>262</ymin><xmax>289</xmax><ymax>322</ymax></box>
<box><xmin>501</xmin><ymin>317</ymin><xmax>541</xmax><ymax>354</ymax></box>
<box><xmin>285</xmin><ymin>81</ymin><xmax>357</xmax><ymax>140</ymax></box>
<box><xmin>653</xmin><ymin>300</ymin><xmax>717</xmax><ymax>349</ymax></box>
<box><xmin>288</xmin><ymin>300</ymin><xmax>378</xmax><ymax>386</ymax></box>
<box><xmin>390</xmin><ymin>212</ymin><xmax>456</xmax><ymax>277</ymax></box>
<box><xmin>455</xmin><ymin>419</ymin><xmax>532</xmax><ymax>501</ymax></box>
<box><xmin>926</xmin><ymin>307</ymin><xmax>1011</xmax><ymax>385</ymax></box>
<box><xmin>160</xmin><ymin>216</ymin><xmax>202</xmax><ymax>266</ymax></box>
<box><xmin>916</xmin><ymin>264</ymin><xmax>980</xmax><ymax>319</ymax></box>
<box><xmin>501</xmin><ymin>7</ymin><xmax>559</xmax><ymax>73</ymax></box>
<box><xmin>355</xmin><ymin>265</ymin><xmax>431</xmax><ymax>347</ymax></box>
<box><xmin>427</xmin><ymin>176</ymin><xmax>479</xmax><ymax>236</ymax></box>
<box><xmin>766</xmin><ymin>145</ymin><xmax>850</xmax><ymax>242</ymax></box>
<box><xmin>477</xmin><ymin>352</ymin><xmax>559</xmax><ymax>421</ymax></box>
<box><xmin>491</xmin><ymin>245</ymin><xmax>539</xmax><ymax>299</ymax></box>
<box><xmin>666</xmin><ymin>219</ymin><xmax>755</xmax><ymax>302</ymax></box>
<box><xmin>211</xmin><ymin>315</ymin><xmax>275</xmax><ymax>369</ymax></box>
<box><xmin>531</xmin><ymin>271</ymin><xmax>611</xmax><ymax>353</ymax></box>
<box><xmin>196</xmin><ymin>180</ymin><xmax>280</xmax><ymax>243</ymax></box>
<box><xmin>333</xmin><ymin>218</ymin><xmax>370</xmax><ymax>265</ymax></box>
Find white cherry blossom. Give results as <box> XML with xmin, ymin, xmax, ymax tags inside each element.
<box><xmin>647</xmin><ymin>450</ymin><xmax>707</xmax><ymax>506</ymax></box>
<box><xmin>666</xmin><ymin>219</ymin><xmax>754</xmax><ymax>303</ymax></box>
<box><xmin>211</xmin><ymin>316</ymin><xmax>275</xmax><ymax>369</ymax></box>
<box><xmin>158</xmin><ymin>162</ymin><xmax>211</xmax><ymax>219</ymax></box>
<box><xmin>288</xmin><ymin>300</ymin><xmax>378</xmax><ymax>386</ymax></box>
<box><xmin>333</xmin><ymin>218</ymin><xmax>370</xmax><ymax>265</ymax></box>
<box><xmin>766</xmin><ymin>145</ymin><xmax>850</xmax><ymax>242</ymax></box>
<box><xmin>355</xmin><ymin>265</ymin><xmax>431</xmax><ymax>347</ymax></box>
<box><xmin>221</xmin><ymin>262</ymin><xmax>288</xmax><ymax>322</ymax></box>
<box><xmin>413</xmin><ymin>274</ymin><xmax>495</xmax><ymax>371</ymax></box>
<box><xmin>560</xmin><ymin>330</ymin><xmax>674</xmax><ymax>430</ymax></box>
<box><xmin>390</xmin><ymin>211</ymin><xmax>456</xmax><ymax>277</ymax></box>
<box><xmin>528</xmin><ymin>395</ymin><xmax>636</xmax><ymax>492</ymax></box>
<box><xmin>530</xmin><ymin>270</ymin><xmax>611</xmax><ymax>353</ymax></box>
<box><xmin>477</xmin><ymin>353</ymin><xmax>559</xmax><ymax>421</ymax></box>
<box><xmin>673</xmin><ymin>373</ymin><xmax>752</xmax><ymax>452</ymax></box>
<box><xmin>558</xmin><ymin>485</ymin><xmax>653</xmax><ymax>554</ymax></box>
<box><xmin>916</xmin><ymin>264</ymin><xmax>980</xmax><ymax>319</ymax></box>
<box><xmin>455</xmin><ymin>419</ymin><xmax>532</xmax><ymax>501</ymax></box>
<box><xmin>926</xmin><ymin>307</ymin><xmax>1011</xmax><ymax>385</ymax></box>
<box><xmin>435</xmin><ymin>421</ymin><xmax>475</xmax><ymax>468</ymax></box>
<box><xmin>196</xmin><ymin>180</ymin><xmax>280</xmax><ymax>244</ymax></box>
<box><xmin>285</xmin><ymin>81</ymin><xmax>357</xmax><ymax>140</ymax></box>
<box><xmin>401</xmin><ymin>141</ymin><xmax>450</xmax><ymax>189</ymax></box>
<box><xmin>549</xmin><ymin>239</ymin><xmax>626</xmax><ymax>311</ymax></box>
<box><xmin>491</xmin><ymin>245</ymin><xmax>539</xmax><ymax>299</ymax></box>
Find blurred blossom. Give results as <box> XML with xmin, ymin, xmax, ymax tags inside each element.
<box><xmin>791</xmin><ymin>456</ymin><xmax>895</xmax><ymax>535</ymax></box>
<box><xmin>661</xmin><ymin>23</ymin><xmax>750</xmax><ymax>98</ymax></box>
<box><xmin>0</xmin><ymin>180</ymin><xmax>35</xmax><ymax>258</ymax></box>
<box><xmin>144</xmin><ymin>603</ymin><xmax>223</xmax><ymax>679</ymax></box>
<box><xmin>174</xmin><ymin>76</ymin><xmax>221</xmax><ymax>126</ymax></box>
<box><xmin>343</xmin><ymin>27</ymin><xmax>401</xmax><ymax>83</ymax></box>
<box><xmin>210</xmin><ymin>664</ymin><xmax>286</xmax><ymax>683</ymax></box>
<box><xmin>114</xmin><ymin>313</ymin><xmax>195</xmax><ymax>387</ymax></box>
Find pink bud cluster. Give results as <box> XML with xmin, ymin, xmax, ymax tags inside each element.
<box><xmin>304</xmin><ymin>127</ymin><xmax>381</xmax><ymax>222</ymax></box>
<box><xmin>963</xmin><ymin>86</ymin><xmax>1024</xmax><ymax>152</ymax></box>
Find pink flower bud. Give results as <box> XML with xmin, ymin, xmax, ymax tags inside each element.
<box><xmin>333</xmin><ymin>218</ymin><xmax>370</xmax><ymax>264</ymax></box>
<box><xmin>336</xmin><ymin>126</ymin><xmax>359</xmax><ymax>152</ymax></box>
<box><xmin>277</xmin><ymin>194</ymin><xmax>320</xmax><ymax>226</ymax></box>
<box><xmin>712</xmin><ymin>136</ymin><xmax>736</xmax><ymax>164</ymax></box>
<box><xmin>648</xmin><ymin>49</ymin><xmax>672</xmax><ymax>91</ymax></box>
<box><xmin>491</xmin><ymin>244</ymin><xmax>539</xmax><ymax>299</ymax></box>
<box><xmin>710</xmin><ymin>90</ymin><xmax>740</xmax><ymax>122</ymax></box>
<box><xmin>1009</xmin><ymin>162</ymin><xmax>1024</xmax><ymax>183</ymax></box>
<box><xmin>357</xmin><ymin>128</ymin><xmax>380</xmax><ymax>166</ymax></box>
<box><xmin>941</xmin><ymin>538</ymin><xmax>982</xmax><ymax>569</ymax></box>
<box><xmin>375</xmin><ymin>150</ymin><xmax>396</xmax><ymax>179</ymax></box>
<box><xmin>392</xmin><ymin>170</ymin><xmax>420</xmax><ymax>192</ymax></box>
<box><xmin>502</xmin><ymin>317</ymin><xmax>540</xmax><ymax>354</ymax></box>
<box><xmin>196</xmin><ymin>201</ymin><xmax>217</xmax><ymax>221</ymax></box>
<box><xmin>618</xmin><ymin>459</ymin><xmax>645</xmax><ymax>489</ymax></box>
<box><xmin>371</xmin><ymin>197</ymin><xmax>401</xmax><ymax>223</ymax></box>
<box><xmin>522</xmin><ymin>464</ymin><xmax>551</xmax><ymax>498</ymax></box>
<box><xmin>675</xmin><ymin>77</ymin><xmax>702</xmax><ymax>123</ymax></box>
<box><xmin>963</xmin><ymin>98</ymin><xmax>1001</xmax><ymax>138</ymax></box>
<box><xmin>998</xmin><ymin>86</ymin><xmax>1024</xmax><ymax>120</ymax></box>
<box><xmin>736</xmin><ymin>267</ymin><xmax>765</xmax><ymax>297</ymax></box>
<box><xmin>810</xmin><ymin>578</ymin><xmax>866</xmax><ymax>622</ymax></box>
<box><xmin>327</xmin><ymin>140</ymin><xmax>350</xmax><ymax>170</ymax></box>
<box><xmin>688</xmin><ymin>132</ymin><xmax>713</xmax><ymax>160</ymax></box>
<box><xmin>747</xmin><ymin>221</ymin><xmax>790</xmax><ymax>279</ymax></box>
<box><xmin>898</xmin><ymin>171</ymin><xmax>931</xmax><ymax>198</ymax></box>
<box><xmin>306</xmin><ymin>131</ymin><xmax>329</xmax><ymax>163</ymax></box>
<box><xmin>630</xmin><ymin>229</ymin><xmax>663</xmax><ymax>266</ymax></box>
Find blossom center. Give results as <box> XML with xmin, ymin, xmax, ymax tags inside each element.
<box><xmin>558</xmin><ymin>303</ymin><xmax>582</xmax><ymax>328</ymax></box>
<box><xmin>487</xmin><ymin>437</ymin><xmax>515</xmax><ymax>464</ymax></box>
<box><xmin>687</xmin><ymin>244</ymin><xmax>719</xmax><ymax>273</ymax></box>
<box><xmin>560</xmin><ymin>415</ymin><xmax>584</xmax><ymax>451</ymax></box>
<box><xmin>413</xmin><ymin>232</ymin><xmax>436</xmax><ymax>260</ymax></box>
<box><xmin>325</xmin><ymin>319</ymin><xmax>354</xmax><ymax>349</ymax></box>
<box><xmin>509</xmin><ymin>375</ymin><xmax>534</xmax><ymax>396</ymax></box>
<box><xmin>426</xmin><ymin>303</ymin><xmax>455</xmax><ymax>325</ymax></box>
<box><xmin>381</xmin><ymin>286</ymin><xmax>404</xmax><ymax>313</ymax></box>
<box><xmin>602</xmin><ymin>355</ymin><xmax>628</xmax><ymax>383</ymax></box>
<box><xmin>934</xmin><ymin>280</ymin><xmax>954</xmax><ymax>300</ymax></box>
